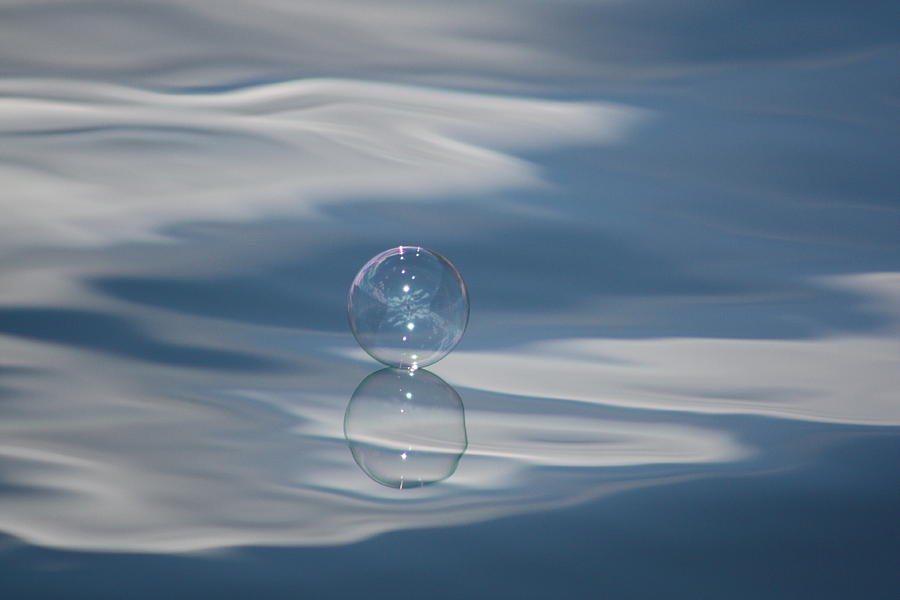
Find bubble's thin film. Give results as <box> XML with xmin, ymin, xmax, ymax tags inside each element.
<box><xmin>348</xmin><ymin>246</ymin><xmax>469</xmax><ymax>369</ymax></box>
<box><xmin>344</xmin><ymin>368</ymin><xmax>467</xmax><ymax>489</ymax></box>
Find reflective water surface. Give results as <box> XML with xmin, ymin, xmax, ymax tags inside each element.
<box><xmin>0</xmin><ymin>1</ymin><xmax>898</xmax><ymax>598</ymax></box>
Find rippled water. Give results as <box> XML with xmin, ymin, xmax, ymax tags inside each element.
<box><xmin>1</xmin><ymin>1</ymin><xmax>898</xmax><ymax>598</ymax></box>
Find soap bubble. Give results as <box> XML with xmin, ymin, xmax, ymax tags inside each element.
<box><xmin>348</xmin><ymin>246</ymin><xmax>469</xmax><ymax>368</ymax></box>
<box><xmin>344</xmin><ymin>368</ymin><xmax>467</xmax><ymax>489</ymax></box>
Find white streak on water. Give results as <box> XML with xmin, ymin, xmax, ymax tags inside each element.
<box><xmin>437</xmin><ymin>273</ymin><xmax>900</xmax><ymax>426</ymax></box>
<box><xmin>0</xmin><ymin>78</ymin><xmax>644</xmax><ymax>249</ymax></box>
<box><xmin>0</xmin><ymin>1</ymin><xmax>578</xmax><ymax>87</ymax></box>
<box><xmin>0</xmin><ymin>331</ymin><xmax>743</xmax><ymax>553</ymax></box>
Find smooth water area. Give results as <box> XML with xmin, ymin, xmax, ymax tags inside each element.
<box><xmin>1</xmin><ymin>1</ymin><xmax>898</xmax><ymax>598</ymax></box>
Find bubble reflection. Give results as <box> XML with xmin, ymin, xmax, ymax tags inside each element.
<box><xmin>344</xmin><ymin>368</ymin><xmax>467</xmax><ymax>489</ymax></box>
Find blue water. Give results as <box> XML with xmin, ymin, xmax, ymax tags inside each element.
<box><xmin>1</xmin><ymin>1</ymin><xmax>899</xmax><ymax>598</ymax></box>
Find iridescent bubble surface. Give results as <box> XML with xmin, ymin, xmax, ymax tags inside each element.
<box><xmin>344</xmin><ymin>368</ymin><xmax>467</xmax><ymax>489</ymax></box>
<box><xmin>347</xmin><ymin>246</ymin><xmax>469</xmax><ymax>368</ymax></box>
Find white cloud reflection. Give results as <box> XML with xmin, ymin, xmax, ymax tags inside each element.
<box><xmin>0</xmin><ymin>78</ymin><xmax>643</xmax><ymax>249</ymax></box>
<box><xmin>0</xmin><ymin>334</ymin><xmax>743</xmax><ymax>553</ymax></box>
<box><xmin>439</xmin><ymin>273</ymin><xmax>900</xmax><ymax>427</ymax></box>
<box><xmin>0</xmin><ymin>1</ymin><xmax>576</xmax><ymax>88</ymax></box>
